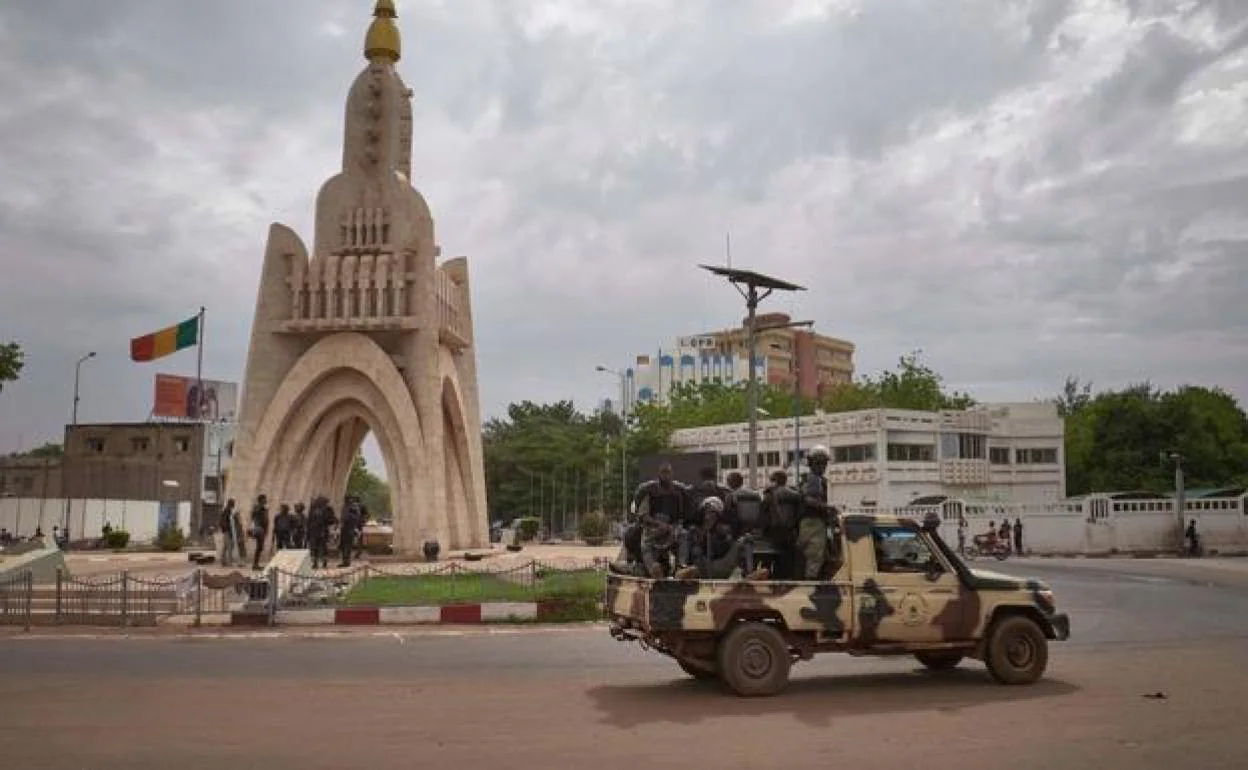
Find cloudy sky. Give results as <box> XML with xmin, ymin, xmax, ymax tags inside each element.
<box><xmin>2</xmin><ymin>0</ymin><xmax>1247</xmax><ymax>473</ymax></box>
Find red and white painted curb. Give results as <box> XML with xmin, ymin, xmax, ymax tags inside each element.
<box><xmin>269</xmin><ymin>601</ymin><xmax>562</xmax><ymax>626</ymax></box>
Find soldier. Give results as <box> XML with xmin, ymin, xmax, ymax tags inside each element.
<box><xmin>674</xmin><ymin>498</ymin><xmax>768</xmax><ymax>580</ymax></box>
<box><xmin>306</xmin><ymin>496</ymin><xmax>335</xmax><ymax>569</ymax></box>
<box><xmin>633</xmin><ymin>463</ymin><xmax>689</xmax><ymax>579</ymax></box>
<box><xmin>796</xmin><ymin>445</ymin><xmax>835</xmax><ymax>580</ymax></box>
<box><xmin>758</xmin><ymin>470</ymin><xmax>800</xmax><ymax>579</ymax></box>
<box><xmin>339</xmin><ymin>496</ymin><xmax>363</xmax><ymax>567</ymax></box>
<box><xmin>273</xmin><ymin>504</ymin><xmax>294</xmax><ymax>550</ymax></box>
<box><xmin>292</xmin><ymin>502</ymin><xmax>308</xmax><ymax>549</ymax></box>
<box><xmin>681</xmin><ymin>466</ymin><xmax>732</xmax><ymax>567</ymax></box>
<box><xmin>249</xmin><ymin>494</ymin><xmax>270</xmax><ymax>571</ymax></box>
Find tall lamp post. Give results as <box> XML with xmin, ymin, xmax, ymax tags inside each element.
<box><xmin>1164</xmin><ymin>451</ymin><xmax>1186</xmax><ymax>549</ymax></box>
<box><xmin>72</xmin><ymin>351</ymin><xmax>96</xmax><ymax>425</ymax></box>
<box><xmin>595</xmin><ymin>365</ymin><xmax>629</xmax><ymax>518</ymax></box>
<box><xmin>699</xmin><ymin>266</ymin><xmax>805</xmax><ymax>489</ymax></box>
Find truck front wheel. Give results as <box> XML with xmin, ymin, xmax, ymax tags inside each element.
<box><xmin>717</xmin><ymin>622</ymin><xmax>791</xmax><ymax>697</ymax></box>
<box><xmin>985</xmin><ymin>615</ymin><xmax>1048</xmax><ymax>685</ymax></box>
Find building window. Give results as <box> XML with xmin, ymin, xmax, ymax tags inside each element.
<box><xmin>719</xmin><ymin>453</ymin><xmax>739</xmax><ymax>470</ymax></box>
<box><xmin>989</xmin><ymin>447</ymin><xmax>1011</xmax><ymax>465</ymax></box>
<box><xmin>173</xmin><ymin>436</ymin><xmax>191</xmax><ymax>453</ymax></box>
<box><xmin>756</xmin><ymin>451</ymin><xmax>782</xmax><ymax>467</ymax></box>
<box><xmin>130</xmin><ymin>437</ymin><xmax>151</xmax><ymax>453</ymax></box>
<box><xmin>833</xmin><ymin>444</ymin><xmax>876</xmax><ymax>463</ymax></box>
<box><xmin>886</xmin><ymin>443</ymin><xmax>935</xmax><ymax>462</ymax></box>
<box><xmin>85</xmin><ymin>438</ymin><xmax>106</xmax><ymax>453</ymax></box>
<box><xmin>1016</xmin><ymin>448</ymin><xmax>1058</xmax><ymax>464</ymax></box>
<box><xmin>940</xmin><ymin>433</ymin><xmax>986</xmax><ymax>460</ymax></box>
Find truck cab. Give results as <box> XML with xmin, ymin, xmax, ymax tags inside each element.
<box><xmin>606</xmin><ymin>512</ymin><xmax>1070</xmax><ymax>696</ymax></box>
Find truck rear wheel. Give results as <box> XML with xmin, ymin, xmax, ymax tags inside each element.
<box><xmin>915</xmin><ymin>651</ymin><xmax>964</xmax><ymax>671</ymax></box>
<box><xmin>676</xmin><ymin>657</ymin><xmax>718</xmax><ymax>680</ymax></box>
<box><xmin>985</xmin><ymin>615</ymin><xmax>1048</xmax><ymax>685</ymax></box>
<box><xmin>717</xmin><ymin>622</ymin><xmax>791</xmax><ymax>697</ymax></box>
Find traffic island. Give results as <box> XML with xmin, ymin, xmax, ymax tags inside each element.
<box><xmin>252</xmin><ymin>567</ymin><xmax>605</xmax><ymax>627</ymax></box>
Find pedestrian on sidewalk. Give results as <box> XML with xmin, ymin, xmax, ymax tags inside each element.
<box><xmin>250</xmin><ymin>494</ymin><xmax>270</xmax><ymax>570</ymax></box>
<box><xmin>219</xmin><ymin>499</ymin><xmax>238</xmax><ymax>566</ymax></box>
<box><xmin>1013</xmin><ymin>518</ymin><xmax>1024</xmax><ymax>556</ymax></box>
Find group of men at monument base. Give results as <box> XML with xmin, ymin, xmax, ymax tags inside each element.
<box><xmin>218</xmin><ymin>493</ymin><xmax>369</xmax><ymax>571</ymax></box>
<box><xmin>611</xmin><ymin>444</ymin><xmax>839</xmax><ymax>582</ymax></box>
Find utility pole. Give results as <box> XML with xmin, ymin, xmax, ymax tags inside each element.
<box><xmin>595</xmin><ymin>365</ymin><xmax>630</xmax><ymax>518</ymax></box>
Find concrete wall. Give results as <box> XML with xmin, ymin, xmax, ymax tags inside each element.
<box><xmin>855</xmin><ymin>499</ymin><xmax>1248</xmax><ymax>554</ymax></box>
<box><xmin>0</xmin><ymin>498</ymin><xmax>192</xmax><ymax>544</ymax></box>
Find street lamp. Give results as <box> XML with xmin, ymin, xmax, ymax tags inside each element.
<box><xmin>1163</xmin><ymin>451</ymin><xmax>1186</xmax><ymax>548</ymax></box>
<box><xmin>701</xmin><ymin>260</ymin><xmax>808</xmax><ymax>488</ymax></box>
<box><xmin>72</xmin><ymin>351</ymin><xmax>96</xmax><ymax>425</ymax></box>
<box><xmin>595</xmin><ymin>365</ymin><xmax>629</xmax><ymax>518</ymax></box>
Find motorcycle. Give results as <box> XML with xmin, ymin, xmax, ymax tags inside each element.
<box><xmin>965</xmin><ymin>533</ymin><xmax>1011</xmax><ymax>561</ymax></box>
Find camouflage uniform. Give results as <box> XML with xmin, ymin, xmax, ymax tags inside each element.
<box><xmin>796</xmin><ymin>470</ymin><xmax>829</xmax><ymax>580</ymax></box>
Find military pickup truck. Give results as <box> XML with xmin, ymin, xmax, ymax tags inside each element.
<box><xmin>606</xmin><ymin>512</ymin><xmax>1070</xmax><ymax>697</ymax></box>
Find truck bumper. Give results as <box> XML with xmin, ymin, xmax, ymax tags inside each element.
<box><xmin>1048</xmin><ymin>612</ymin><xmax>1071</xmax><ymax>641</ymax></box>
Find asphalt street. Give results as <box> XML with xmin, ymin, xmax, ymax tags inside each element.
<box><xmin>1</xmin><ymin>558</ymin><xmax>1246</xmax><ymax>770</ymax></box>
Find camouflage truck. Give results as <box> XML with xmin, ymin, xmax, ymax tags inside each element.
<box><xmin>606</xmin><ymin>512</ymin><xmax>1070</xmax><ymax>697</ymax></box>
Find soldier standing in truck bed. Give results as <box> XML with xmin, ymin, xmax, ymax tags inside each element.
<box><xmin>796</xmin><ymin>445</ymin><xmax>834</xmax><ymax>580</ymax></box>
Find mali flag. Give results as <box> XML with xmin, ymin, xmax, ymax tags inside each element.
<box><xmin>130</xmin><ymin>315</ymin><xmax>199</xmax><ymax>362</ymax></box>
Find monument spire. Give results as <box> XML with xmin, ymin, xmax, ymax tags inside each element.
<box><xmin>364</xmin><ymin>0</ymin><xmax>401</xmax><ymax>63</ymax></box>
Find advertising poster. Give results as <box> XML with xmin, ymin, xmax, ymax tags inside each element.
<box><xmin>153</xmin><ymin>374</ymin><xmax>239</xmax><ymax>421</ymax></box>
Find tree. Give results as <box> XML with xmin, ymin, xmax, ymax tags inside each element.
<box><xmin>0</xmin><ymin>342</ymin><xmax>23</xmax><ymax>394</ymax></box>
<box><xmin>1060</xmin><ymin>381</ymin><xmax>1248</xmax><ymax>496</ymax></box>
<box><xmin>819</xmin><ymin>350</ymin><xmax>975</xmax><ymax>414</ymax></box>
<box><xmin>7</xmin><ymin>442</ymin><xmax>63</xmax><ymax>459</ymax></box>
<box><xmin>346</xmin><ymin>452</ymin><xmax>391</xmax><ymax>519</ymax></box>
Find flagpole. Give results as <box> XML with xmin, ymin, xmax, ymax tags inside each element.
<box><xmin>196</xmin><ymin>306</ymin><xmax>205</xmax><ymax>420</ymax></box>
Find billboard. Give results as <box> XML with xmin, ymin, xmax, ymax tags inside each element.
<box><xmin>637</xmin><ymin>451</ymin><xmax>719</xmax><ymax>487</ymax></box>
<box><xmin>153</xmin><ymin>374</ymin><xmax>239</xmax><ymax>422</ymax></box>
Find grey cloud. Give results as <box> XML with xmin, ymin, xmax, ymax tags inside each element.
<box><xmin>1</xmin><ymin>0</ymin><xmax>1247</xmax><ymax>466</ymax></box>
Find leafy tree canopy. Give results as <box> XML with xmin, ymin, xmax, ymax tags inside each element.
<box><xmin>0</xmin><ymin>342</ymin><xmax>23</xmax><ymax>394</ymax></box>
<box><xmin>346</xmin><ymin>452</ymin><xmax>390</xmax><ymax>520</ymax></box>
<box><xmin>1059</xmin><ymin>377</ymin><xmax>1248</xmax><ymax>496</ymax></box>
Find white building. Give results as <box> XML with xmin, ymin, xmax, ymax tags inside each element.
<box><xmin>669</xmin><ymin>402</ymin><xmax>1065</xmax><ymax>508</ymax></box>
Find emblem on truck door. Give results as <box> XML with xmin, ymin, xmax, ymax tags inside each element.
<box><xmin>899</xmin><ymin>593</ymin><xmax>928</xmax><ymax>627</ymax></box>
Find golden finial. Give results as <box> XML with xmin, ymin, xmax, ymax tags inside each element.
<box><xmin>364</xmin><ymin>0</ymin><xmax>401</xmax><ymax>63</ymax></box>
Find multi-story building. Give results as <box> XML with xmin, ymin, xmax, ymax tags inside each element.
<box><xmin>0</xmin><ymin>454</ymin><xmax>63</xmax><ymax>500</ymax></box>
<box><xmin>669</xmin><ymin>402</ymin><xmax>1065</xmax><ymax>508</ymax></box>
<box><xmin>620</xmin><ymin>313</ymin><xmax>855</xmax><ymax>410</ymax></box>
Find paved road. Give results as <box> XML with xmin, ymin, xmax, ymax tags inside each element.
<box><xmin>2</xmin><ymin>560</ymin><xmax>1246</xmax><ymax>769</ymax></box>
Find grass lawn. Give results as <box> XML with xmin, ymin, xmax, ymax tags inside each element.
<box><xmin>344</xmin><ymin>569</ymin><xmax>604</xmax><ymax>607</ymax></box>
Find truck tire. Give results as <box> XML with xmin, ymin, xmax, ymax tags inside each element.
<box><xmin>914</xmin><ymin>651</ymin><xmax>963</xmax><ymax>671</ymax></box>
<box><xmin>676</xmin><ymin>657</ymin><xmax>718</xmax><ymax>680</ymax></box>
<box><xmin>717</xmin><ymin>622</ymin><xmax>791</xmax><ymax>697</ymax></box>
<box><xmin>985</xmin><ymin>615</ymin><xmax>1048</xmax><ymax>685</ymax></box>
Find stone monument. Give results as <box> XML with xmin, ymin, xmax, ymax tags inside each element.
<box><xmin>226</xmin><ymin>0</ymin><xmax>489</xmax><ymax>552</ymax></box>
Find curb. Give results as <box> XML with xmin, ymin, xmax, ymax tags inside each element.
<box><xmin>257</xmin><ymin>601</ymin><xmax>578</xmax><ymax>627</ymax></box>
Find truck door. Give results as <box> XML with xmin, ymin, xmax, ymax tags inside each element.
<box><xmin>855</xmin><ymin>523</ymin><xmax>968</xmax><ymax>644</ymax></box>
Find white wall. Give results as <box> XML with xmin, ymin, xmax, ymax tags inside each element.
<box><xmin>0</xmin><ymin>498</ymin><xmax>192</xmax><ymax>544</ymax></box>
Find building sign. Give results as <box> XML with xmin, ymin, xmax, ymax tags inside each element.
<box><xmin>677</xmin><ymin>335</ymin><xmax>716</xmax><ymax>350</ymax></box>
<box><xmin>153</xmin><ymin>374</ymin><xmax>239</xmax><ymax>422</ymax></box>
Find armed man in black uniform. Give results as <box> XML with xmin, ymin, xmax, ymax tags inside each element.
<box><xmin>758</xmin><ymin>469</ymin><xmax>802</xmax><ymax>579</ymax></box>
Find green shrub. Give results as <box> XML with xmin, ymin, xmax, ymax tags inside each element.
<box><xmin>514</xmin><ymin>517</ymin><xmax>541</xmax><ymax>542</ymax></box>
<box><xmin>156</xmin><ymin>526</ymin><xmax>185</xmax><ymax>552</ymax></box>
<box><xmin>578</xmin><ymin>511</ymin><xmax>609</xmax><ymax>543</ymax></box>
<box><xmin>104</xmin><ymin>529</ymin><xmax>131</xmax><ymax>549</ymax></box>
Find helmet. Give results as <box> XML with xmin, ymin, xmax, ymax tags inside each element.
<box><xmin>807</xmin><ymin>445</ymin><xmax>830</xmax><ymax>462</ymax></box>
<box><xmin>699</xmin><ymin>497</ymin><xmax>725</xmax><ymax>514</ymax></box>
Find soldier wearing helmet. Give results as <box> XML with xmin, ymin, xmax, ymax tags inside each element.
<box><xmin>796</xmin><ymin>444</ymin><xmax>835</xmax><ymax>580</ymax></box>
<box><xmin>674</xmin><ymin>496</ymin><xmax>768</xmax><ymax>581</ymax></box>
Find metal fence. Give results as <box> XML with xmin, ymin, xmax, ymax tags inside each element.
<box><xmin>0</xmin><ymin>568</ymin><xmax>257</xmax><ymax>629</ymax></box>
<box><xmin>0</xmin><ymin>570</ymin><xmax>33</xmax><ymax>631</ymax></box>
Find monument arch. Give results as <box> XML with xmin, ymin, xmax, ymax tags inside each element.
<box><xmin>226</xmin><ymin>1</ymin><xmax>489</xmax><ymax>551</ymax></box>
